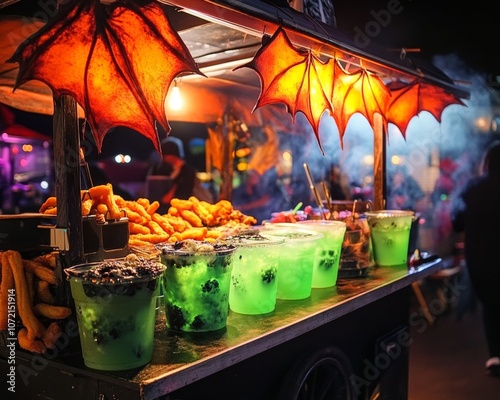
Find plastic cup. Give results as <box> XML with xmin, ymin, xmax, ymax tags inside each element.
<box><xmin>339</xmin><ymin>217</ymin><xmax>373</xmax><ymax>271</ymax></box>
<box><xmin>365</xmin><ymin>210</ymin><xmax>415</xmax><ymax>266</ymax></box>
<box><xmin>225</xmin><ymin>234</ymin><xmax>285</xmax><ymax>315</ymax></box>
<box><xmin>65</xmin><ymin>256</ymin><xmax>165</xmax><ymax>371</ymax></box>
<box><xmin>158</xmin><ymin>240</ymin><xmax>237</xmax><ymax>333</ymax></box>
<box><xmin>261</xmin><ymin>227</ymin><xmax>323</xmax><ymax>300</ymax></box>
<box><xmin>297</xmin><ymin>220</ymin><xmax>347</xmax><ymax>288</ymax></box>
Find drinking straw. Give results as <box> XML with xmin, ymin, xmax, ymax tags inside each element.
<box><xmin>321</xmin><ymin>181</ymin><xmax>333</xmax><ymax>213</ymax></box>
<box><xmin>303</xmin><ymin>163</ymin><xmax>327</xmax><ymax>220</ymax></box>
<box><xmin>292</xmin><ymin>201</ymin><xmax>303</xmax><ymax>214</ymax></box>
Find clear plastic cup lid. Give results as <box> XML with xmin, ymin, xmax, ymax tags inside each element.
<box><xmin>155</xmin><ymin>239</ymin><xmax>236</xmax><ymax>256</ymax></box>
<box><xmin>223</xmin><ymin>233</ymin><xmax>285</xmax><ymax>248</ymax></box>
<box><xmin>297</xmin><ymin>220</ymin><xmax>347</xmax><ymax>231</ymax></box>
<box><xmin>260</xmin><ymin>227</ymin><xmax>323</xmax><ymax>242</ymax></box>
<box><xmin>364</xmin><ymin>210</ymin><xmax>415</xmax><ymax>218</ymax></box>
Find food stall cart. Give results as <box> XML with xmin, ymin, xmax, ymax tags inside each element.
<box><xmin>0</xmin><ymin>0</ymin><xmax>468</xmax><ymax>399</ymax></box>
<box><xmin>8</xmin><ymin>259</ymin><xmax>442</xmax><ymax>400</ymax></box>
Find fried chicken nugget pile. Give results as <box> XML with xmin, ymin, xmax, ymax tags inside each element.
<box><xmin>0</xmin><ymin>250</ymin><xmax>71</xmax><ymax>354</ymax></box>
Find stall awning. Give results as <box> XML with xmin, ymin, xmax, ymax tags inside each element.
<box><xmin>0</xmin><ymin>0</ymin><xmax>469</xmax><ymax>120</ymax></box>
<box><xmin>159</xmin><ymin>0</ymin><xmax>469</xmax><ymax>99</ymax></box>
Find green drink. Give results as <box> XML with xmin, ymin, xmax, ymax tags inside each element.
<box><xmin>226</xmin><ymin>234</ymin><xmax>285</xmax><ymax>315</ymax></box>
<box><xmin>158</xmin><ymin>240</ymin><xmax>236</xmax><ymax>333</ymax></box>
<box><xmin>65</xmin><ymin>255</ymin><xmax>165</xmax><ymax>371</ymax></box>
<box><xmin>262</xmin><ymin>228</ymin><xmax>323</xmax><ymax>300</ymax></box>
<box><xmin>365</xmin><ymin>210</ymin><xmax>414</xmax><ymax>266</ymax></box>
<box><xmin>298</xmin><ymin>220</ymin><xmax>346</xmax><ymax>288</ymax></box>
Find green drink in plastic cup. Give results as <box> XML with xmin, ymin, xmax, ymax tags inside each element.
<box><xmin>365</xmin><ymin>210</ymin><xmax>415</xmax><ymax>266</ymax></box>
<box><xmin>262</xmin><ymin>227</ymin><xmax>323</xmax><ymax>300</ymax></box>
<box><xmin>65</xmin><ymin>255</ymin><xmax>165</xmax><ymax>371</ymax></box>
<box><xmin>158</xmin><ymin>240</ymin><xmax>236</xmax><ymax>333</ymax></box>
<box><xmin>226</xmin><ymin>233</ymin><xmax>285</xmax><ymax>315</ymax></box>
<box><xmin>298</xmin><ymin>220</ymin><xmax>347</xmax><ymax>288</ymax></box>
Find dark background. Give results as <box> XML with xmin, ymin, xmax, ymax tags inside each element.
<box><xmin>333</xmin><ymin>0</ymin><xmax>500</xmax><ymax>79</ymax></box>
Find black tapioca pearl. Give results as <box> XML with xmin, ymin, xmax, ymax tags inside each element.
<box><xmin>191</xmin><ymin>315</ymin><xmax>204</xmax><ymax>330</ymax></box>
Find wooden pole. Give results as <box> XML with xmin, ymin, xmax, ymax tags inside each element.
<box><xmin>373</xmin><ymin>113</ymin><xmax>386</xmax><ymax>210</ymax></box>
<box><xmin>52</xmin><ymin>95</ymin><xmax>84</xmax><ymax>266</ymax></box>
<box><xmin>219</xmin><ymin>111</ymin><xmax>234</xmax><ymax>200</ymax></box>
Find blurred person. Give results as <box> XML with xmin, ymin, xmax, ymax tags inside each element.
<box><xmin>326</xmin><ymin>164</ymin><xmax>351</xmax><ymax>201</ymax></box>
<box><xmin>232</xmin><ymin>125</ymin><xmax>288</xmax><ymax>223</ymax></box>
<box><xmin>431</xmin><ymin>158</ymin><xmax>457</xmax><ymax>206</ymax></box>
<box><xmin>451</xmin><ymin>141</ymin><xmax>500</xmax><ymax>377</ymax></box>
<box><xmin>386</xmin><ymin>166</ymin><xmax>425</xmax><ymax>212</ymax></box>
<box><xmin>148</xmin><ymin>138</ymin><xmax>212</xmax><ymax>214</ymax></box>
<box><xmin>430</xmin><ymin>158</ymin><xmax>458</xmax><ymax>256</ymax></box>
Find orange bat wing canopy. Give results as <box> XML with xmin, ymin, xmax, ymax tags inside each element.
<box><xmin>386</xmin><ymin>79</ymin><xmax>465</xmax><ymax>137</ymax></box>
<box><xmin>8</xmin><ymin>0</ymin><xmax>202</xmax><ymax>153</ymax></box>
<box><xmin>236</xmin><ymin>26</ymin><xmax>335</xmax><ymax>152</ymax></box>
<box><xmin>331</xmin><ymin>62</ymin><xmax>391</xmax><ymax>145</ymax></box>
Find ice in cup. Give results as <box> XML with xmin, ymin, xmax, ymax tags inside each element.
<box><xmin>157</xmin><ymin>240</ymin><xmax>236</xmax><ymax>333</ymax></box>
<box><xmin>65</xmin><ymin>254</ymin><xmax>165</xmax><ymax>371</ymax></box>
<box><xmin>260</xmin><ymin>227</ymin><xmax>323</xmax><ymax>300</ymax></box>
<box><xmin>297</xmin><ymin>220</ymin><xmax>346</xmax><ymax>288</ymax></box>
<box><xmin>365</xmin><ymin>210</ymin><xmax>415</xmax><ymax>266</ymax></box>
<box><xmin>225</xmin><ymin>233</ymin><xmax>285</xmax><ymax>315</ymax></box>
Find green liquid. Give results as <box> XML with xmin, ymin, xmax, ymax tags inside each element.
<box><xmin>69</xmin><ymin>279</ymin><xmax>159</xmax><ymax>371</ymax></box>
<box><xmin>229</xmin><ymin>246</ymin><xmax>280</xmax><ymax>315</ymax></box>
<box><xmin>311</xmin><ymin>231</ymin><xmax>345</xmax><ymax>288</ymax></box>
<box><xmin>162</xmin><ymin>254</ymin><xmax>234</xmax><ymax>332</ymax></box>
<box><xmin>276</xmin><ymin>242</ymin><xmax>317</xmax><ymax>300</ymax></box>
<box><xmin>299</xmin><ymin>221</ymin><xmax>346</xmax><ymax>288</ymax></box>
<box><xmin>370</xmin><ymin>227</ymin><xmax>411</xmax><ymax>266</ymax></box>
<box><xmin>261</xmin><ymin>229</ymin><xmax>322</xmax><ymax>300</ymax></box>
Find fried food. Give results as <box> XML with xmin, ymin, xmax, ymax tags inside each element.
<box><xmin>152</xmin><ymin>214</ymin><xmax>174</xmax><ymax>234</ymax></box>
<box><xmin>82</xmin><ymin>198</ymin><xmax>93</xmax><ymax>216</ymax></box>
<box><xmin>32</xmin><ymin>252</ymin><xmax>57</xmax><ymax>269</ymax></box>
<box><xmin>96</xmin><ymin>203</ymin><xmax>109</xmax><ymax>215</ymax></box>
<box><xmin>40</xmin><ymin>184</ymin><xmax>125</xmax><ymax>221</ymax></box>
<box><xmin>22</xmin><ymin>259</ymin><xmax>58</xmax><ymax>285</ymax></box>
<box><xmin>37</xmin><ymin>280</ymin><xmax>55</xmax><ymax>304</ymax></box>
<box><xmin>180</xmin><ymin>209</ymin><xmax>203</xmax><ymax>227</ymax></box>
<box><xmin>7</xmin><ymin>251</ymin><xmax>46</xmax><ymax>340</ymax></box>
<box><xmin>18</xmin><ymin>327</ymin><xmax>46</xmax><ymax>354</ymax></box>
<box><xmin>129</xmin><ymin>222</ymin><xmax>150</xmax><ymax>235</ymax></box>
<box><xmin>147</xmin><ymin>220</ymin><xmax>165</xmax><ymax>236</ymax></box>
<box><xmin>42</xmin><ymin>322</ymin><xmax>62</xmax><ymax>349</ymax></box>
<box><xmin>33</xmin><ymin>303</ymin><xmax>72</xmax><ymax>320</ymax></box>
<box><xmin>178</xmin><ymin>227</ymin><xmax>207</xmax><ymax>241</ymax></box>
<box><xmin>39</xmin><ymin>196</ymin><xmax>57</xmax><ymax>213</ymax></box>
<box><xmin>146</xmin><ymin>200</ymin><xmax>160</xmax><ymax>215</ymax></box>
<box><xmin>131</xmin><ymin>233</ymin><xmax>169</xmax><ymax>244</ymax></box>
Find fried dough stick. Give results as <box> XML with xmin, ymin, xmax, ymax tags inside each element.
<box><xmin>7</xmin><ymin>251</ymin><xmax>45</xmax><ymax>340</ymax></box>
<box><xmin>22</xmin><ymin>259</ymin><xmax>58</xmax><ymax>285</ymax></box>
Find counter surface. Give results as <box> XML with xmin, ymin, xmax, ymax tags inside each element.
<box><xmin>6</xmin><ymin>259</ymin><xmax>442</xmax><ymax>399</ymax></box>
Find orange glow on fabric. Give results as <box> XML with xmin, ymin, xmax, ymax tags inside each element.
<box><xmin>9</xmin><ymin>0</ymin><xmax>202</xmax><ymax>153</ymax></box>
<box><xmin>236</xmin><ymin>26</ymin><xmax>335</xmax><ymax>152</ymax></box>
<box><xmin>331</xmin><ymin>63</ymin><xmax>391</xmax><ymax>145</ymax></box>
<box><xmin>386</xmin><ymin>79</ymin><xmax>465</xmax><ymax>137</ymax></box>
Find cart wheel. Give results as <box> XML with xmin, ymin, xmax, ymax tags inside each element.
<box><xmin>277</xmin><ymin>346</ymin><xmax>354</xmax><ymax>400</ymax></box>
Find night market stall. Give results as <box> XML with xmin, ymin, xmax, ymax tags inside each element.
<box><xmin>0</xmin><ymin>0</ymin><xmax>469</xmax><ymax>398</ymax></box>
